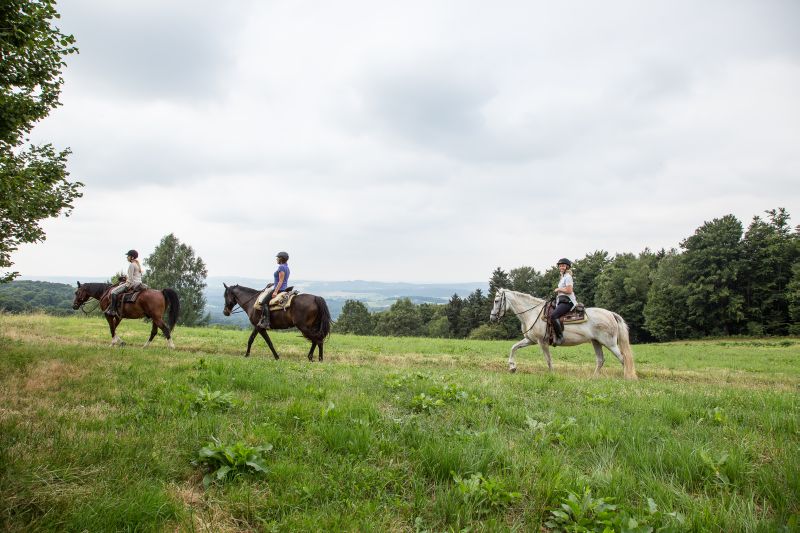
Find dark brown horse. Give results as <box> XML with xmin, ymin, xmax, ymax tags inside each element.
<box><xmin>72</xmin><ymin>282</ymin><xmax>180</xmax><ymax>348</ymax></box>
<box><xmin>222</xmin><ymin>283</ymin><xmax>331</xmax><ymax>360</ymax></box>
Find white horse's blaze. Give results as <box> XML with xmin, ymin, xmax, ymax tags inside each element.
<box><xmin>491</xmin><ymin>289</ymin><xmax>638</xmax><ymax>379</ymax></box>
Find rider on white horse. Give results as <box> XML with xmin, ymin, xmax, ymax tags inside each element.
<box><xmin>551</xmin><ymin>258</ymin><xmax>577</xmax><ymax>345</ymax></box>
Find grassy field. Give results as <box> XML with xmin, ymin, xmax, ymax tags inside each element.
<box><xmin>0</xmin><ymin>314</ymin><xmax>798</xmax><ymax>532</ymax></box>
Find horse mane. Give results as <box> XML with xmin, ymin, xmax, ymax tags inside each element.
<box><xmin>503</xmin><ymin>289</ymin><xmax>544</xmax><ymax>305</ymax></box>
<box><xmin>81</xmin><ymin>282</ymin><xmax>111</xmax><ymax>296</ymax></box>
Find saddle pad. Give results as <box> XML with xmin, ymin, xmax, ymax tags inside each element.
<box><xmin>540</xmin><ymin>304</ymin><xmax>588</xmax><ymax>324</ymax></box>
<box><xmin>269</xmin><ymin>291</ymin><xmax>298</xmax><ymax>311</ymax></box>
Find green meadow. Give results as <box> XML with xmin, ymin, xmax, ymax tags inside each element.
<box><xmin>1</xmin><ymin>314</ymin><xmax>798</xmax><ymax>532</ymax></box>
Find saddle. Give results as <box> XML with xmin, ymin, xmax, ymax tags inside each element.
<box><xmin>254</xmin><ymin>286</ymin><xmax>296</xmax><ymax>311</ymax></box>
<box><xmin>542</xmin><ymin>300</ymin><xmax>587</xmax><ymax>346</ymax></box>
<box><xmin>541</xmin><ymin>301</ymin><xmax>588</xmax><ymax>325</ymax></box>
<box><xmin>102</xmin><ymin>283</ymin><xmax>148</xmax><ymax>312</ymax></box>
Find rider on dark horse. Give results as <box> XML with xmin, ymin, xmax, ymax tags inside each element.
<box><xmin>550</xmin><ymin>257</ymin><xmax>577</xmax><ymax>345</ymax></box>
<box><xmin>257</xmin><ymin>251</ymin><xmax>290</xmax><ymax>329</ymax></box>
<box><xmin>105</xmin><ymin>249</ymin><xmax>144</xmax><ymax>317</ymax></box>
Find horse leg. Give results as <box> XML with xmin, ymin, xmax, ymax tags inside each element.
<box><xmin>591</xmin><ymin>340</ymin><xmax>606</xmax><ymax>376</ymax></box>
<box><xmin>245</xmin><ymin>328</ymin><xmax>258</xmax><ymax>357</ymax></box>
<box><xmin>537</xmin><ymin>339</ymin><xmax>554</xmax><ymax>372</ymax></box>
<box><xmin>143</xmin><ymin>322</ymin><xmax>158</xmax><ymax>347</ymax></box>
<box><xmin>153</xmin><ymin>317</ymin><xmax>174</xmax><ymax>349</ymax></box>
<box><xmin>306</xmin><ymin>342</ymin><xmax>317</xmax><ymax>362</ymax></box>
<box><xmin>508</xmin><ymin>337</ymin><xmax>534</xmax><ymax>373</ymax></box>
<box><xmin>318</xmin><ymin>342</ymin><xmax>323</xmax><ymax>362</ymax></box>
<box><xmin>106</xmin><ymin>315</ymin><xmax>121</xmax><ymax>346</ymax></box>
<box><xmin>606</xmin><ymin>343</ymin><xmax>626</xmax><ymax>367</ymax></box>
<box><xmin>258</xmin><ymin>330</ymin><xmax>280</xmax><ymax>359</ymax></box>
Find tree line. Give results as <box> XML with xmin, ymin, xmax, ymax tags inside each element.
<box><xmin>336</xmin><ymin>208</ymin><xmax>800</xmax><ymax>341</ymax></box>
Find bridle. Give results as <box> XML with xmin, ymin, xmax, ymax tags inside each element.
<box><xmin>494</xmin><ymin>290</ymin><xmax>549</xmax><ymax>334</ymax></box>
<box><xmin>225</xmin><ymin>285</ymin><xmax>261</xmax><ymax>315</ymax></box>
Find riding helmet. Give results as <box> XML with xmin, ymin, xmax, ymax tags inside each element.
<box><xmin>276</xmin><ymin>251</ymin><xmax>289</xmax><ymax>260</ymax></box>
<box><xmin>126</xmin><ymin>249</ymin><xmax>139</xmax><ymax>259</ymax></box>
<box><xmin>556</xmin><ymin>258</ymin><xmax>571</xmax><ymax>267</ymax></box>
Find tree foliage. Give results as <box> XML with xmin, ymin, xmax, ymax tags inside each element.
<box><xmin>142</xmin><ymin>234</ymin><xmax>209</xmax><ymax>326</ymax></box>
<box><xmin>335</xmin><ymin>299</ymin><xmax>374</xmax><ymax>335</ymax></box>
<box><xmin>0</xmin><ymin>0</ymin><xmax>82</xmax><ymax>282</ymax></box>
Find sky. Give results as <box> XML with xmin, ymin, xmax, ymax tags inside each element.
<box><xmin>10</xmin><ymin>0</ymin><xmax>800</xmax><ymax>283</ymax></box>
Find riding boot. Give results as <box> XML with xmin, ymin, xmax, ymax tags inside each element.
<box><xmin>257</xmin><ymin>306</ymin><xmax>271</xmax><ymax>330</ymax></box>
<box><xmin>551</xmin><ymin>318</ymin><xmax>564</xmax><ymax>346</ymax></box>
<box><xmin>106</xmin><ymin>293</ymin><xmax>119</xmax><ymax>317</ymax></box>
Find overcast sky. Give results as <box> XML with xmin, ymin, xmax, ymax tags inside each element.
<box><xmin>11</xmin><ymin>0</ymin><xmax>800</xmax><ymax>283</ymax></box>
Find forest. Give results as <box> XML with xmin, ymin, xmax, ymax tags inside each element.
<box><xmin>336</xmin><ymin>208</ymin><xmax>800</xmax><ymax>341</ymax></box>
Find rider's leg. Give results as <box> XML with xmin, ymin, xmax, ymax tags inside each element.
<box><xmin>550</xmin><ymin>302</ymin><xmax>571</xmax><ymax>345</ymax></box>
<box><xmin>106</xmin><ymin>286</ymin><xmax>124</xmax><ymax>316</ymax></box>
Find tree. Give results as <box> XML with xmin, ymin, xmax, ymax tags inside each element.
<box><xmin>680</xmin><ymin>214</ymin><xmax>745</xmax><ymax>335</ymax></box>
<box><xmin>509</xmin><ymin>266</ymin><xmax>542</xmax><ymax>295</ymax></box>
<box><xmin>143</xmin><ymin>234</ymin><xmax>209</xmax><ymax>326</ymax></box>
<box><xmin>739</xmin><ymin>208</ymin><xmax>799</xmax><ymax>335</ymax></box>
<box><xmin>594</xmin><ymin>250</ymin><xmax>660</xmax><ymax>343</ymax></box>
<box><xmin>572</xmin><ymin>250</ymin><xmax>609</xmax><ymax>307</ymax></box>
<box><xmin>445</xmin><ymin>293</ymin><xmax>464</xmax><ymax>338</ymax></box>
<box><xmin>643</xmin><ymin>250</ymin><xmax>692</xmax><ymax>341</ymax></box>
<box><xmin>1</xmin><ymin>1</ymin><xmax>82</xmax><ymax>282</ymax></box>
<box><xmin>373</xmin><ymin>298</ymin><xmax>421</xmax><ymax>337</ymax></box>
<box><xmin>457</xmin><ymin>289</ymin><xmax>488</xmax><ymax>338</ymax></box>
<box><xmin>787</xmin><ymin>261</ymin><xmax>800</xmax><ymax>335</ymax></box>
<box><xmin>335</xmin><ymin>299</ymin><xmax>374</xmax><ymax>335</ymax></box>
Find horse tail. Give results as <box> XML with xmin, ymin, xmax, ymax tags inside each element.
<box><xmin>612</xmin><ymin>312</ymin><xmax>638</xmax><ymax>380</ymax></box>
<box><xmin>162</xmin><ymin>288</ymin><xmax>181</xmax><ymax>330</ymax></box>
<box><xmin>312</xmin><ymin>296</ymin><xmax>332</xmax><ymax>342</ymax></box>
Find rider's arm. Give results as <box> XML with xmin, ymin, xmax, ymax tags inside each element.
<box><xmin>274</xmin><ymin>271</ymin><xmax>285</xmax><ymax>296</ymax></box>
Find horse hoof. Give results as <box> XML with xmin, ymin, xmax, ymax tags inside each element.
<box><xmin>509</xmin><ymin>366</ymin><xmax>517</xmax><ymax>373</ymax></box>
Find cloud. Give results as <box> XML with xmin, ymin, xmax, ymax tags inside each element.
<box><xmin>11</xmin><ymin>0</ymin><xmax>800</xmax><ymax>282</ymax></box>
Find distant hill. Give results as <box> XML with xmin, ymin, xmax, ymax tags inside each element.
<box><xmin>17</xmin><ymin>276</ymin><xmax>487</xmax><ymax>327</ymax></box>
<box><xmin>0</xmin><ymin>280</ymin><xmax>77</xmax><ymax>314</ymax></box>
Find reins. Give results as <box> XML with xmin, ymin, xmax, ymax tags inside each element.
<box><xmin>227</xmin><ymin>287</ymin><xmax>263</xmax><ymax>315</ymax></box>
<box><xmin>500</xmin><ymin>291</ymin><xmax>553</xmax><ymax>335</ymax></box>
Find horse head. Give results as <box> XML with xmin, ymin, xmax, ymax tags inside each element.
<box><xmin>489</xmin><ymin>288</ymin><xmax>507</xmax><ymax>322</ymax></box>
<box><xmin>222</xmin><ymin>283</ymin><xmax>237</xmax><ymax>316</ymax></box>
<box><xmin>73</xmin><ymin>282</ymin><xmax>91</xmax><ymax>310</ymax></box>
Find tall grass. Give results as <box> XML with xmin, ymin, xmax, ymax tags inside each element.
<box><xmin>0</xmin><ymin>313</ymin><xmax>797</xmax><ymax>531</ymax></box>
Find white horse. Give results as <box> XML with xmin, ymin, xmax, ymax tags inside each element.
<box><xmin>489</xmin><ymin>289</ymin><xmax>638</xmax><ymax>379</ymax></box>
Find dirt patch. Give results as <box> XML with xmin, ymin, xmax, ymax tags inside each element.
<box><xmin>23</xmin><ymin>359</ymin><xmax>87</xmax><ymax>392</ymax></box>
<box><xmin>168</xmin><ymin>476</ymin><xmax>259</xmax><ymax>533</ymax></box>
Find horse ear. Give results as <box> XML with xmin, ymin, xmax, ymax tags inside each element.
<box><xmin>77</xmin><ymin>281</ymin><xmax>81</xmax><ymax>287</ymax></box>
<box><xmin>223</xmin><ymin>282</ymin><xmax>228</xmax><ymax>289</ymax></box>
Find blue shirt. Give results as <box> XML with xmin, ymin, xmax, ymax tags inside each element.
<box><xmin>274</xmin><ymin>264</ymin><xmax>290</xmax><ymax>291</ymax></box>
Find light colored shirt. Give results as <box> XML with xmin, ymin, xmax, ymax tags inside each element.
<box><xmin>558</xmin><ymin>273</ymin><xmax>577</xmax><ymax>308</ymax></box>
<box><xmin>126</xmin><ymin>261</ymin><xmax>142</xmax><ymax>286</ymax></box>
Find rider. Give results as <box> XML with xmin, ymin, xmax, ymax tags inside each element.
<box><xmin>550</xmin><ymin>257</ymin><xmax>577</xmax><ymax>345</ymax></box>
<box><xmin>257</xmin><ymin>251</ymin><xmax>290</xmax><ymax>329</ymax></box>
<box><xmin>106</xmin><ymin>250</ymin><xmax>143</xmax><ymax>317</ymax></box>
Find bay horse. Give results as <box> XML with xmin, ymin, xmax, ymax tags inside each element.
<box><xmin>490</xmin><ymin>288</ymin><xmax>638</xmax><ymax>379</ymax></box>
<box><xmin>222</xmin><ymin>283</ymin><xmax>331</xmax><ymax>360</ymax></box>
<box><xmin>72</xmin><ymin>282</ymin><xmax>180</xmax><ymax>348</ymax></box>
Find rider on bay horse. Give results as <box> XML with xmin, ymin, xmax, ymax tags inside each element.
<box><xmin>256</xmin><ymin>251</ymin><xmax>290</xmax><ymax>329</ymax></box>
<box><xmin>550</xmin><ymin>257</ymin><xmax>578</xmax><ymax>345</ymax></box>
<box><xmin>105</xmin><ymin>249</ymin><xmax>144</xmax><ymax>317</ymax></box>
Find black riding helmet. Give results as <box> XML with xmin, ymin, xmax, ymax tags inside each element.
<box><xmin>126</xmin><ymin>249</ymin><xmax>139</xmax><ymax>259</ymax></box>
<box><xmin>276</xmin><ymin>251</ymin><xmax>289</xmax><ymax>260</ymax></box>
<box><xmin>556</xmin><ymin>258</ymin><xmax>571</xmax><ymax>267</ymax></box>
